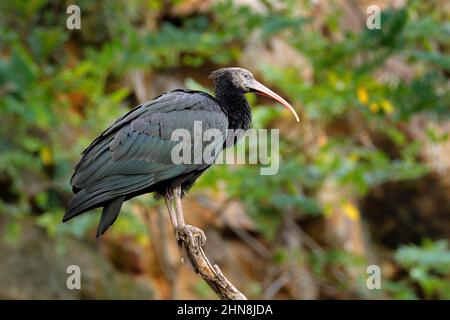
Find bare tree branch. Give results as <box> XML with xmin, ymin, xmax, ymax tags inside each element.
<box><xmin>177</xmin><ymin>226</ymin><xmax>247</xmax><ymax>300</ymax></box>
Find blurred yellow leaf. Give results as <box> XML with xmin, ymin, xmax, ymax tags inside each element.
<box><xmin>369</xmin><ymin>102</ymin><xmax>379</xmax><ymax>113</ymax></box>
<box><xmin>380</xmin><ymin>99</ymin><xmax>394</xmax><ymax>114</ymax></box>
<box><xmin>349</xmin><ymin>153</ymin><xmax>360</xmax><ymax>162</ymax></box>
<box><xmin>342</xmin><ymin>201</ymin><xmax>360</xmax><ymax>221</ymax></box>
<box><xmin>357</xmin><ymin>87</ymin><xmax>369</xmax><ymax>105</ymax></box>
<box><xmin>40</xmin><ymin>147</ymin><xmax>53</xmax><ymax>166</ymax></box>
<box><xmin>136</xmin><ymin>234</ymin><xmax>150</xmax><ymax>247</ymax></box>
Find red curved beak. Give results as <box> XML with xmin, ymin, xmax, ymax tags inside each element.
<box><xmin>247</xmin><ymin>80</ymin><xmax>300</xmax><ymax>123</ymax></box>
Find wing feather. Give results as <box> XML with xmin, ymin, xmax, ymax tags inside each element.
<box><xmin>65</xmin><ymin>90</ymin><xmax>228</xmax><ymax>222</ymax></box>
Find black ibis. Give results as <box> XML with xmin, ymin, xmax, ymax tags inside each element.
<box><xmin>64</xmin><ymin>67</ymin><xmax>299</xmax><ymax>239</ymax></box>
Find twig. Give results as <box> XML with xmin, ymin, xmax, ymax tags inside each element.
<box><xmin>128</xmin><ymin>70</ymin><xmax>150</xmax><ymax>104</ymax></box>
<box><xmin>225</xmin><ymin>222</ymin><xmax>271</xmax><ymax>259</ymax></box>
<box><xmin>195</xmin><ymin>195</ymin><xmax>270</xmax><ymax>259</ymax></box>
<box><xmin>177</xmin><ymin>227</ymin><xmax>247</xmax><ymax>300</ymax></box>
<box><xmin>263</xmin><ymin>271</ymin><xmax>292</xmax><ymax>300</ymax></box>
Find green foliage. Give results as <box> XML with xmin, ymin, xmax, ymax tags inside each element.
<box><xmin>393</xmin><ymin>240</ymin><xmax>450</xmax><ymax>299</ymax></box>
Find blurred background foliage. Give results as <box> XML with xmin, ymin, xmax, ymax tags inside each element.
<box><xmin>0</xmin><ymin>0</ymin><xmax>449</xmax><ymax>299</ymax></box>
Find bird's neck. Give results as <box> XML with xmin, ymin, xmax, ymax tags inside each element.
<box><xmin>215</xmin><ymin>87</ymin><xmax>252</xmax><ymax>132</ymax></box>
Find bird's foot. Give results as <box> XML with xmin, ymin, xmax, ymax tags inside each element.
<box><xmin>175</xmin><ymin>224</ymin><xmax>207</xmax><ymax>249</ymax></box>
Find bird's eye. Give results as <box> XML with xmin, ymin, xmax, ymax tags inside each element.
<box><xmin>243</xmin><ymin>73</ymin><xmax>249</xmax><ymax>79</ymax></box>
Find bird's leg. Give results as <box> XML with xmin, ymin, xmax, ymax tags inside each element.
<box><xmin>173</xmin><ymin>186</ymin><xmax>206</xmax><ymax>248</ymax></box>
<box><xmin>164</xmin><ymin>195</ymin><xmax>177</xmax><ymax>230</ymax></box>
<box><xmin>165</xmin><ymin>192</ymin><xmax>185</xmax><ymax>261</ymax></box>
<box><xmin>174</xmin><ymin>185</ymin><xmax>185</xmax><ymax>227</ymax></box>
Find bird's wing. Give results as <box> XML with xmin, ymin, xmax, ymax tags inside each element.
<box><xmin>65</xmin><ymin>90</ymin><xmax>228</xmax><ymax>220</ymax></box>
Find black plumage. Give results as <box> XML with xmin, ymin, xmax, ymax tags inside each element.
<box><xmin>64</xmin><ymin>68</ymin><xmax>299</xmax><ymax>236</ymax></box>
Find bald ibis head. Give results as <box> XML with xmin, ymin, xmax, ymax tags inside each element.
<box><xmin>210</xmin><ymin>67</ymin><xmax>300</xmax><ymax>123</ymax></box>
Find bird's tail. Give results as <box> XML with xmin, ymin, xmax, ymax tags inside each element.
<box><xmin>64</xmin><ymin>175</ymin><xmax>153</xmax><ymax>234</ymax></box>
<box><xmin>63</xmin><ymin>189</ymin><xmax>111</xmax><ymax>222</ymax></box>
<box><xmin>96</xmin><ymin>196</ymin><xmax>125</xmax><ymax>237</ymax></box>
<box><xmin>63</xmin><ymin>191</ymin><xmax>125</xmax><ymax>237</ymax></box>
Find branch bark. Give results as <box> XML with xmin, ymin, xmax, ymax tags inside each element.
<box><xmin>177</xmin><ymin>226</ymin><xmax>247</xmax><ymax>300</ymax></box>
